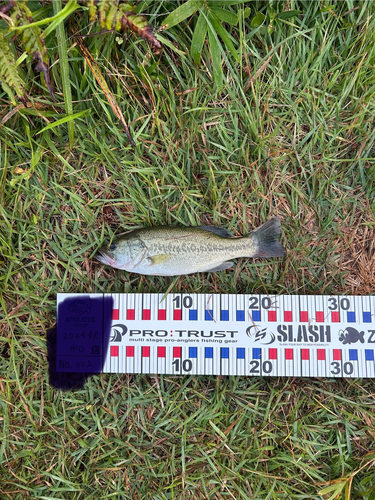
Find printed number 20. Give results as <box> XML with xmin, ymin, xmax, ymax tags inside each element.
<box><xmin>249</xmin><ymin>360</ymin><xmax>272</xmax><ymax>374</ymax></box>
<box><xmin>249</xmin><ymin>297</ymin><xmax>272</xmax><ymax>309</ymax></box>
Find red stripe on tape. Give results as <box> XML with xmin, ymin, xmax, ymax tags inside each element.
<box><xmin>127</xmin><ymin>309</ymin><xmax>135</xmax><ymax>320</ymax></box>
<box><xmin>142</xmin><ymin>346</ymin><xmax>150</xmax><ymax>357</ymax></box>
<box><xmin>173</xmin><ymin>347</ymin><xmax>182</xmax><ymax>357</ymax></box>
<box><xmin>301</xmin><ymin>349</ymin><xmax>309</xmax><ymax>360</ymax></box>
<box><xmin>112</xmin><ymin>309</ymin><xmax>119</xmax><ymax>320</ymax></box>
<box><xmin>111</xmin><ymin>346</ymin><xmax>119</xmax><ymax>357</ymax></box>
<box><xmin>317</xmin><ymin>349</ymin><xmax>326</xmax><ymax>360</ymax></box>
<box><xmin>143</xmin><ymin>309</ymin><xmax>151</xmax><ymax>320</ymax></box>
<box><xmin>333</xmin><ymin>349</ymin><xmax>341</xmax><ymax>361</ymax></box>
<box><xmin>316</xmin><ymin>311</ymin><xmax>324</xmax><ymax>322</ymax></box>
<box><xmin>158</xmin><ymin>346</ymin><xmax>166</xmax><ymax>358</ymax></box>
<box><xmin>285</xmin><ymin>348</ymin><xmax>293</xmax><ymax>360</ymax></box>
<box><xmin>158</xmin><ymin>309</ymin><xmax>166</xmax><ymax>320</ymax></box>
<box><xmin>284</xmin><ymin>311</ymin><xmax>292</xmax><ymax>322</ymax></box>
<box><xmin>300</xmin><ymin>311</ymin><xmax>308</xmax><ymax>322</ymax></box>
<box><xmin>126</xmin><ymin>346</ymin><xmax>134</xmax><ymax>357</ymax></box>
<box><xmin>269</xmin><ymin>348</ymin><xmax>277</xmax><ymax>359</ymax></box>
<box><xmin>268</xmin><ymin>310</ymin><xmax>277</xmax><ymax>322</ymax></box>
<box><xmin>331</xmin><ymin>311</ymin><xmax>340</xmax><ymax>323</ymax></box>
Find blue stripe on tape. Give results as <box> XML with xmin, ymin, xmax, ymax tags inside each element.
<box><xmin>189</xmin><ymin>309</ymin><xmax>198</xmax><ymax>321</ymax></box>
<box><xmin>347</xmin><ymin>311</ymin><xmax>356</xmax><ymax>322</ymax></box>
<box><xmin>237</xmin><ymin>348</ymin><xmax>245</xmax><ymax>359</ymax></box>
<box><xmin>252</xmin><ymin>310</ymin><xmax>260</xmax><ymax>321</ymax></box>
<box><xmin>205</xmin><ymin>347</ymin><xmax>213</xmax><ymax>358</ymax></box>
<box><xmin>221</xmin><ymin>310</ymin><xmax>229</xmax><ymax>321</ymax></box>
<box><xmin>237</xmin><ymin>310</ymin><xmax>245</xmax><ymax>321</ymax></box>
<box><xmin>363</xmin><ymin>312</ymin><xmax>371</xmax><ymax>323</ymax></box>
<box><xmin>365</xmin><ymin>350</ymin><xmax>374</xmax><ymax>361</ymax></box>
<box><xmin>253</xmin><ymin>348</ymin><xmax>261</xmax><ymax>359</ymax></box>
<box><xmin>205</xmin><ymin>310</ymin><xmax>213</xmax><ymax>321</ymax></box>
<box><xmin>221</xmin><ymin>348</ymin><xmax>229</xmax><ymax>359</ymax></box>
<box><xmin>189</xmin><ymin>347</ymin><xmax>197</xmax><ymax>358</ymax></box>
<box><xmin>349</xmin><ymin>349</ymin><xmax>358</xmax><ymax>361</ymax></box>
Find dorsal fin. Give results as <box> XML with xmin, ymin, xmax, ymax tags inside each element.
<box><xmin>198</xmin><ymin>226</ymin><xmax>234</xmax><ymax>238</ymax></box>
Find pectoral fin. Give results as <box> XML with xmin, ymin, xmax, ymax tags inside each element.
<box><xmin>202</xmin><ymin>261</ymin><xmax>234</xmax><ymax>273</ymax></box>
<box><xmin>149</xmin><ymin>254</ymin><xmax>171</xmax><ymax>266</ymax></box>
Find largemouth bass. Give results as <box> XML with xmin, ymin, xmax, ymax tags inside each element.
<box><xmin>96</xmin><ymin>217</ymin><xmax>286</xmax><ymax>276</ymax></box>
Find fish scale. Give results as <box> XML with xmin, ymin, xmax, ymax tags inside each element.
<box><xmin>57</xmin><ymin>293</ymin><xmax>375</xmax><ymax>378</ymax></box>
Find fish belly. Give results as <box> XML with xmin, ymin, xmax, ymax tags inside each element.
<box><xmin>136</xmin><ymin>253</ymin><xmax>229</xmax><ymax>276</ymax></box>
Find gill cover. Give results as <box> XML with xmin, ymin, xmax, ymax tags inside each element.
<box><xmin>114</xmin><ymin>237</ymin><xmax>148</xmax><ymax>270</ymax></box>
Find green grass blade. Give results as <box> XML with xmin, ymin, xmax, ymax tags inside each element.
<box><xmin>191</xmin><ymin>10</ymin><xmax>208</xmax><ymax>65</ymax></box>
<box><xmin>209</xmin><ymin>13</ymin><xmax>240</xmax><ymax>62</ymax></box>
<box><xmin>42</xmin><ymin>0</ymin><xmax>80</xmax><ymax>39</ymax></box>
<box><xmin>163</xmin><ymin>0</ymin><xmax>203</xmax><ymax>30</ymax></box>
<box><xmin>251</xmin><ymin>12</ymin><xmax>266</xmax><ymax>27</ymax></box>
<box><xmin>207</xmin><ymin>0</ymin><xmax>249</xmax><ymax>5</ymax></box>
<box><xmin>155</xmin><ymin>34</ymin><xmax>187</xmax><ymax>57</ymax></box>
<box><xmin>37</xmin><ymin>109</ymin><xmax>91</xmax><ymax>135</ymax></box>
<box><xmin>9</xmin><ymin>0</ymin><xmax>79</xmax><ymax>34</ymax></box>
<box><xmin>210</xmin><ymin>6</ymin><xmax>238</xmax><ymax>26</ymax></box>
<box><xmin>52</xmin><ymin>0</ymin><xmax>74</xmax><ymax>148</ymax></box>
<box><xmin>277</xmin><ymin>10</ymin><xmax>301</xmax><ymax>20</ymax></box>
<box><xmin>207</xmin><ymin>14</ymin><xmax>223</xmax><ymax>91</ymax></box>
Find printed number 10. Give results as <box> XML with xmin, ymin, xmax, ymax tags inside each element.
<box><xmin>172</xmin><ymin>359</ymin><xmax>193</xmax><ymax>372</ymax></box>
<box><xmin>173</xmin><ymin>296</ymin><xmax>193</xmax><ymax>308</ymax></box>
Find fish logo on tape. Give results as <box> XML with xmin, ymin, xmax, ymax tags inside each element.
<box><xmin>246</xmin><ymin>325</ymin><xmax>276</xmax><ymax>345</ymax></box>
<box><xmin>339</xmin><ymin>327</ymin><xmax>365</xmax><ymax>345</ymax></box>
<box><xmin>110</xmin><ymin>324</ymin><xmax>128</xmax><ymax>342</ymax></box>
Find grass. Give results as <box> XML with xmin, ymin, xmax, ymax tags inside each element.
<box><xmin>1</xmin><ymin>0</ymin><xmax>375</xmax><ymax>498</ymax></box>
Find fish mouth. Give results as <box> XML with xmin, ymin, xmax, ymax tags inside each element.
<box><xmin>96</xmin><ymin>251</ymin><xmax>117</xmax><ymax>267</ymax></box>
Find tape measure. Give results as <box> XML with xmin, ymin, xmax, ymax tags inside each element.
<box><xmin>56</xmin><ymin>293</ymin><xmax>375</xmax><ymax>378</ymax></box>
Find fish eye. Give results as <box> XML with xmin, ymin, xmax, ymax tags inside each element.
<box><xmin>109</xmin><ymin>243</ymin><xmax>116</xmax><ymax>250</ymax></box>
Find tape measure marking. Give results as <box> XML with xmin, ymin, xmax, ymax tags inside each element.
<box><xmin>56</xmin><ymin>293</ymin><xmax>375</xmax><ymax>377</ymax></box>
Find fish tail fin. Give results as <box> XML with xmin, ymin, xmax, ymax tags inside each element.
<box><xmin>250</xmin><ymin>217</ymin><xmax>286</xmax><ymax>258</ymax></box>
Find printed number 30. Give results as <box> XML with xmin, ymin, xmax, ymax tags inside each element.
<box><xmin>328</xmin><ymin>298</ymin><xmax>350</xmax><ymax>310</ymax></box>
<box><xmin>330</xmin><ymin>361</ymin><xmax>354</xmax><ymax>375</ymax></box>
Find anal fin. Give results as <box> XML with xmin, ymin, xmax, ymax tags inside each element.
<box><xmin>202</xmin><ymin>261</ymin><xmax>234</xmax><ymax>273</ymax></box>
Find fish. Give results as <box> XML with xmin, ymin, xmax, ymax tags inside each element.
<box><xmin>96</xmin><ymin>217</ymin><xmax>286</xmax><ymax>276</ymax></box>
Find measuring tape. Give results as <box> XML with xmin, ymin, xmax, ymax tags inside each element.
<box><xmin>56</xmin><ymin>293</ymin><xmax>375</xmax><ymax>378</ymax></box>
